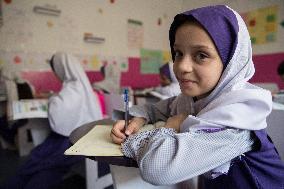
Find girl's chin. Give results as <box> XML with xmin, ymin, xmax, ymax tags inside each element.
<box><xmin>181</xmin><ymin>89</ymin><xmax>199</xmax><ymax>97</ymax></box>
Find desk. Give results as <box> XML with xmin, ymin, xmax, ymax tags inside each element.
<box><xmin>6</xmin><ymin>99</ymin><xmax>50</xmax><ymax>156</ymax></box>
<box><xmin>70</xmin><ymin>119</ymin><xmax>198</xmax><ymax>189</ymax></box>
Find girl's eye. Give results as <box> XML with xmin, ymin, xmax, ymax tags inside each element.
<box><xmin>174</xmin><ymin>50</ymin><xmax>183</xmax><ymax>59</ymax></box>
<box><xmin>196</xmin><ymin>52</ymin><xmax>209</xmax><ymax>62</ymax></box>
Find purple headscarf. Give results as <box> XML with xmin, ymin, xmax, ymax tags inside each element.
<box><xmin>159</xmin><ymin>63</ymin><xmax>171</xmax><ymax>81</ymax></box>
<box><xmin>169</xmin><ymin>5</ymin><xmax>239</xmax><ymax>68</ymax></box>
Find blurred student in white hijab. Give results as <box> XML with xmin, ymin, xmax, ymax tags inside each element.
<box><xmin>48</xmin><ymin>52</ymin><xmax>103</xmax><ymax>136</ymax></box>
<box><xmin>152</xmin><ymin>61</ymin><xmax>181</xmax><ymax>99</ymax></box>
<box><xmin>2</xmin><ymin>52</ymin><xmax>103</xmax><ymax>189</ymax></box>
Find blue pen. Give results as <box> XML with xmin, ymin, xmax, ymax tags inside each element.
<box><xmin>124</xmin><ymin>89</ymin><xmax>129</xmax><ymax>133</ymax></box>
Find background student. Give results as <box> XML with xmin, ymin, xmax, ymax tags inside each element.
<box><xmin>110</xmin><ymin>5</ymin><xmax>284</xmax><ymax>188</ymax></box>
<box><xmin>1</xmin><ymin>52</ymin><xmax>103</xmax><ymax>189</ymax></box>
<box><xmin>153</xmin><ymin>61</ymin><xmax>181</xmax><ymax>98</ymax></box>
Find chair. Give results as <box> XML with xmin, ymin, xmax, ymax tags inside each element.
<box><xmin>85</xmin><ymin>159</ymin><xmax>113</xmax><ymax>189</ymax></box>
<box><xmin>253</xmin><ymin>82</ymin><xmax>279</xmax><ymax>94</ymax></box>
<box><xmin>3</xmin><ymin>79</ymin><xmax>50</xmax><ymax>156</ymax></box>
<box><xmin>83</xmin><ymin>93</ymin><xmax>125</xmax><ymax>189</ymax></box>
<box><xmin>266</xmin><ymin>109</ymin><xmax>284</xmax><ymax>160</ymax></box>
<box><xmin>104</xmin><ymin>93</ymin><xmax>125</xmax><ymax>117</ymax></box>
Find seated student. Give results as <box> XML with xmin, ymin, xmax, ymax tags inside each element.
<box><xmin>1</xmin><ymin>52</ymin><xmax>103</xmax><ymax>189</ymax></box>
<box><xmin>153</xmin><ymin>61</ymin><xmax>181</xmax><ymax>99</ymax></box>
<box><xmin>48</xmin><ymin>52</ymin><xmax>103</xmax><ymax>136</ymax></box>
<box><xmin>110</xmin><ymin>5</ymin><xmax>284</xmax><ymax>188</ymax></box>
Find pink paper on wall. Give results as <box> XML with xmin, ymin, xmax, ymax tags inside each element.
<box><xmin>21</xmin><ymin>71</ymin><xmax>104</xmax><ymax>95</ymax></box>
<box><xmin>120</xmin><ymin>57</ymin><xmax>160</xmax><ymax>89</ymax></box>
<box><xmin>21</xmin><ymin>71</ymin><xmax>61</xmax><ymax>94</ymax></box>
<box><xmin>250</xmin><ymin>52</ymin><xmax>284</xmax><ymax>89</ymax></box>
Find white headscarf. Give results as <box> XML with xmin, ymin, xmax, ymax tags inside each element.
<box><xmin>48</xmin><ymin>52</ymin><xmax>103</xmax><ymax>136</ymax></box>
<box><xmin>175</xmin><ymin>6</ymin><xmax>272</xmax><ymax>132</ymax></box>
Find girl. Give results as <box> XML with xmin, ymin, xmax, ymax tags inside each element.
<box><xmin>48</xmin><ymin>52</ymin><xmax>103</xmax><ymax>136</ymax></box>
<box><xmin>2</xmin><ymin>52</ymin><xmax>103</xmax><ymax>189</ymax></box>
<box><xmin>154</xmin><ymin>61</ymin><xmax>181</xmax><ymax>99</ymax></box>
<box><xmin>110</xmin><ymin>5</ymin><xmax>284</xmax><ymax>188</ymax></box>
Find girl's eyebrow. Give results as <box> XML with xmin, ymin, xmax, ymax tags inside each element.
<box><xmin>173</xmin><ymin>44</ymin><xmax>214</xmax><ymax>51</ymax></box>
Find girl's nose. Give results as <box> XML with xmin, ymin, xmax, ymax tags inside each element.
<box><xmin>176</xmin><ymin>56</ymin><xmax>193</xmax><ymax>73</ymax></box>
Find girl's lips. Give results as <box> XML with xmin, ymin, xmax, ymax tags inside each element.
<box><xmin>180</xmin><ymin>79</ymin><xmax>197</xmax><ymax>83</ymax></box>
<box><xmin>179</xmin><ymin>79</ymin><xmax>197</xmax><ymax>88</ymax></box>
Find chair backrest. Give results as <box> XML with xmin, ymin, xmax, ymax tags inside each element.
<box><xmin>16</xmin><ymin>82</ymin><xmax>34</xmax><ymax>100</ymax></box>
<box><xmin>253</xmin><ymin>82</ymin><xmax>279</xmax><ymax>94</ymax></box>
<box><xmin>266</xmin><ymin>109</ymin><xmax>284</xmax><ymax>160</ymax></box>
<box><xmin>103</xmin><ymin>93</ymin><xmax>125</xmax><ymax>118</ymax></box>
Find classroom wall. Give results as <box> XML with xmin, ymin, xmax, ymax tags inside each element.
<box><xmin>1</xmin><ymin>0</ymin><xmax>284</xmax><ymax>91</ymax></box>
<box><xmin>0</xmin><ymin>0</ymin><xmax>182</xmax><ymax>57</ymax></box>
<box><xmin>181</xmin><ymin>0</ymin><xmax>284</xmax><ymax>55</ymax></box>
<box><xmin>0</xmin><ymin>0</ymin><xmax>183</xmax><ymax>91</ymax></box>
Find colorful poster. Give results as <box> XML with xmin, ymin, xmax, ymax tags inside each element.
<box><xmin>90</xmin><ymin>55</ymin><xmax>100</xmax><ymax>70</ymax></box>
<box><xmin>140</xmin><ymin>48</ymin><xmax>163</xmax><ymax>74</ymax></box>
<box><xmin>162</xmin><ymin>51</ymin><xmax>171</xmax><ymax>63</ymax></box>
<box><xmin>127</xmin><ymin>19</ymin><xmax>143</xmax><ymax>49</ymax></box>
<box><xmin>115</xmin><ymin>56</ymin><xmax>128</xmax><ymax>72</ymax></box>
<box><xmin>242</xmin><ymin>5</ymin><xmax>278</xmax><ymax>45</ymax></box>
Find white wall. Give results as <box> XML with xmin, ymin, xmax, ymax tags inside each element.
<box><xmin>0</xmin><ymin>0</ymin><xmax>182</xmax><ymax>57</ymax></box>
<box><xmin>181</xmin><ymin>0</ymin><xmax>284</xmax><ymax>55</ymax></box>
<box><xmin>1</xmin><ymin>0</ymin><xmax>283</xmax><ymax>74</ymax></box>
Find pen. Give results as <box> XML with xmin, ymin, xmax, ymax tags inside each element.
<box><xmin>124</xmin><ymin>89</ymin><xmax>129</xmax><ymax>133</ymax></box>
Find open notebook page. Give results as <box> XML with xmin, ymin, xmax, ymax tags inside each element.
<box><xmin>64</xmin><ymin>121</ymin><xmax>165</xmax><ymax>157</ymax></box>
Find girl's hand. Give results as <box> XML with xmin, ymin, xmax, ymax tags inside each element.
<box><xmin>110</xmin><ymin>117</ymin><xmax>146</xmax><ymax>144</ymax></box>
<box><xmin>164</xmin><ymin>114</ymin><xmax>188</xmax><ymax>133</ymax></box>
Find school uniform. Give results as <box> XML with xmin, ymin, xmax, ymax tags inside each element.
<box><xmin>120</xmin><ymin>5</ymin><xmax>284</xmax><ymax>188</ymax></box>
<box><xmin>201</xmin><ymin>130</ymin><xmax>284</xmax><ymax>189</ymax></box>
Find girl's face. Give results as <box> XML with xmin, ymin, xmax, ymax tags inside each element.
<box><xmin>173</xmin><ymin>21</ymin><xmax>223</xmax><ymax>99</ymax></box>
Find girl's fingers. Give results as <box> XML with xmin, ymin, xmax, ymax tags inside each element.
<box><xmin>125</xmin><ymin>121</ymin><xmax>139</xmax><ymax>135</ymax></box>
<box><xmin>110</xmin><ymin>132</ymin><xmax>125</xmax><ymax>144</ymax></box>
<box><xmin>111</xmin><ymin>120</ymin><xmax>127</xmax><ymax>141</ymax></box>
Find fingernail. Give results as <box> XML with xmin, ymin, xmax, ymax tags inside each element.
<box><xmin>125</xmin><ymin>130</ymin><xmax>130</xmax><ymax>135</ymax></box>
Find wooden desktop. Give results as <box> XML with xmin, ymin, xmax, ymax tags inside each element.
<box><xmin>69</xmin><ymin>118</ymin><xmax>184</xmax><ymax>189</ymax></box>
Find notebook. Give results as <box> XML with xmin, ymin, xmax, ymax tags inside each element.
<box><xmin>64</xmin><ymin>121</ymin><xmax>165</xmax><ymax>157</ymax></box>
<box><xmin>12</xmin><ymin>99</ymin><xmax>48</xmax><ymax>120</ymax></box>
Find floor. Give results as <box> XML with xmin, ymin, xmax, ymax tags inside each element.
<box><xmin>0</xmin><ymin>145</ymin><xmax>113</xmax><ymax>189</ymax></box>
<box><xmin>0</xmin><ymin>145</ymin><xmax>86</xmax><ymax>189</ymax></box>
<box><xmin>0</xmin><ymin>146</ymin><xmax>28</xmax><ymax>185</ymax></box>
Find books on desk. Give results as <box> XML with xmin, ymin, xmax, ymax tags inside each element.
<box><xmin>148</xmin><ymin>91</ymin><xmax>168</xmax><ymax>100</ymax></box>
<box><xmin>12</xmin><ymin>99</ymin><xmax>48</xmax><ymax>120</ymax></box>
<box><xmin>64</xmin><ymin>122</ymin><xmax>165</xmax><ymax>157</ymax></box>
